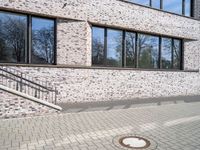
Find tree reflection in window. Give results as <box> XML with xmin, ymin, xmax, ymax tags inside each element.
<box><xmin>173</xmin><ymin>39</ymin><xmax>181</xmax><ymax>69</ymax></box>
<box><xmin>32</xmin><ymin>17</ymin><xmax>55</xmax><ymax>64</ymax></box>
<box><xmin>0</xmin><ymin>12</ymin><xmax>27</xmax><ymax>63</ymax></box>
<box><xmin>126</xmin><ymin>32</ymin><xmax>136</xmax><ymax>67</ymax></box>
<box><xmin>161</xmin><ymin>38</ymin><xmax>172</xmax><ymax>69</ymax></box>
<box><xmin>92</xmin><ymin>26</ymin><xmax>182</xmax><ymax>70</ymax></box>
<box><xmin>138</xmin><ymin>34</ymin><xmax>159</xmax><ymax>69</ymax></box>
<box><xmin>92</xmin><ymin>27</ymin><xmax>104</xmax><ymax>65</ymax></box>
<box><xmin>107</xmin><ymin>29</ymin><xmax>123</xmax><ymax>67</ymax></box>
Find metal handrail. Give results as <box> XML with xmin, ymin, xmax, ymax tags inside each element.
<box><xmin>0</xmin><ymin>66</ymin><xmax>57</xmax><ymax>104</ymax></box>
<box><xmin>0</xmin><ymin>68</ymin><xmax>54</xmax><ymax>91</ymax></box>
<box><xmin>0</xmin><ymin>74</ymin><xmax>49</xmax><ymax>92</ymax></box>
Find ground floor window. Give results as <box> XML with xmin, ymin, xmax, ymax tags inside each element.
<box><xmin>0</xmin><ymin>11</ymin><xmax>56</xmax><ymax>64</ymax></box>
<box><xmin>92</xmin><ymin>26</ymin><xmax>183</xmax><ymax>70</ymax></box>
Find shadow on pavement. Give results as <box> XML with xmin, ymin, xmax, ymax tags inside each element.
<box><xmin>59</xmin><ymin>95</ymin><xmax>200</xmax><ymax>113</ymax></box>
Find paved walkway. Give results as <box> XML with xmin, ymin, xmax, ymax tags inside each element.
<box><xmin>1</xmin><ymin>101</ymin><xmax>200</xmax><ymax>150</ymax></box>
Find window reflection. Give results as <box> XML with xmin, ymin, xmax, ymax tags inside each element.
<box><xmin>185</xmin><ymin>0</ymin><xmax>191</xmax><ymax>16</ymax></box>
<box><xmin>138</xmin><ymin>34</ymin><xmax>159</xmax><ymax>69</ymax></box>
<box><xmin>151</xmin><ymin>0</ymin><xmax>160</xmax><ymax>9</ymax></box>
<box><xmin>32</xmin><ymin>17</ymin><xmax>55</xmax><ymax>64</ymax></box>
<box><xmin>126</xmin><ymin>32</ymin><xmax>136</xmax><ymax>67</ymax></box>
<box><xmin>129</xmin><ymin>0</ymin><xmax>150</xmax><ymax>6</ymax></box>
<box><xmin>173</xmin><ymin>39</ymin><xmax>181</xmax><ymax>69</ymax></box>
<box><xmin>92</xmin><ymin>27</ymin><xmax>105</xmax><ymax>65</ymax></box>
<box><xmin>163</xmin><ymin>0</ymin><xmax>182</xmax><ymax>14</ymax></box>
<box><xmin>107</xmin><ymin>29</ymin><xmax>123</xmax><ymax>67</ymax></box>
<box><xmin>0</xmin><ymin>12</ymin><xmax>27</xmax><ymax>63</ymax></box>
<box><xmin>161</xmin><ymin>38</ymin><xmax>172</xmax><ymax>69</ymax></box>
<box><xmin>126</xmin><ymin>0</ymin><xmax>192</xmax><ymax>17</ymax></box>
<box><xmin>92</xmin><ymin>26</ymin><xmax>182</xmax><ymax>70</ymax></box>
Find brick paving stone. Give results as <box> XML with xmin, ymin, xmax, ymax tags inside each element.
<box><xmin>1</xmin><ymin>102</ymin><xmax>200</xmax><ymax>149</ymax></box>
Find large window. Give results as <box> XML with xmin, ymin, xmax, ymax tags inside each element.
<box><xmin>161</xmin><ymin>38</ymin><xmax>173</xmax><ymax>69</ymax></box>
<box><xmin>0</xmin><ymin>12</ymin><xmax>27</xmax><ymax>63</ymax></box>
<box><xmin>163</xmin><ymin>0</ymin><xmax>183</xmax><ymax>15</ymax></box>
<box><xmin>92</xmin><ymin>27</ymin><xmax>105</xmax><ymax>65</ymax></box>
<box><xmin>107</xmin><ymin>29</ymin><xmax>123</xmax><ymax>67</ymax></box>
<box><xmin>127</xmin><ymin>0</ymin><xmax>193</xmax><ymax>17</ymax></box>
<box><xmin>32</xmin><ymin>17</ymin><xmax>55</xmax><ymax>64</ymax></box>
<box><xmin>151</xmin><ymin>0</ymin><xmax>160</xmax><ymax>9</ymax></box>
<box><xmin>185</xmin><ymin>0</ymin><xmax>192</xmax><ymax>16</ymax></box>
<box><xmin>0</xmin><ymin>11</ymin><xmax>56</xmax><ymax>64</ymax></box>
<box><xmin>125</xmin><ymin>32</ymin><xmax>136</xmax><ymax>67</ymax></box>
<box><xmin>161</xmin><ymin>38</ymin><xmax>182</xmax><ymax>69</ymax></box>
<box><xmin>92</xmin><ymin>26</ymin><xmax>183</xmax><ymax>70</ymax></box>
<box><xmin>138</xmin><ymin>34</ymin><xmax>159</xmax><ymax>69</ymax></box>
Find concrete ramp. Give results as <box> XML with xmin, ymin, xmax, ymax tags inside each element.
<box><xmin>0</xmin><ymin>84</ymin><xmax>62</xmax><ymax>111</ymax></box>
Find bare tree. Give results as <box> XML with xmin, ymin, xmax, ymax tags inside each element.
<box><xmin>32</xmin><ymin>27</ymin><xmax>54</xmax><ymax>63</ymax></box>
<box><xmin>1</xmin><ymin>16</ymin><xmax>26</xmax><ymax>62</ymax></box>
<box><xmin>92</xmin><ymin>38</ymin><xmax>104</xmax><ymax>64</ymax></box>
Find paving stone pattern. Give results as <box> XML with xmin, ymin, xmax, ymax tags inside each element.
<box><xmin>1</xmin><ymin>0</ymin><xmax>200</xmax><ymax>117</ymax></box>
<box><xmin>1</xmin><ymin>102</ymin><xmax>200</xmax><ymax>150</ymax></box>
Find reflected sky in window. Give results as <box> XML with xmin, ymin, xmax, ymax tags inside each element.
<box><xmin>128</xmin><ymin>0</ymin><xmax>150</xmax><ymax>6</ymax></box>
<box><xmin>185</xmin><ymin>0</ymin><xmax>191</xmax><ymax>16</ymax></box>
<box><xmin>163</xmin><ymin>0</ymin><xmax>182</xmax><ymax>14</ymax></box>
<box><xmin>151</xmin><ymin>0</ymin><xmax>160</xmax><ymax>9</ymax></box>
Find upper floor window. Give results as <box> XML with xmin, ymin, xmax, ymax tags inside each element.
<box><xmin>163</xmin><ymin>0</ymin><xmax>183</xmax><ymax>15</ymax></box>
<box><xmin>126</xmin><ymin>0</ymin><xmax>193</xmax><ymax>17</ymax></box>
<box><xmin>0</xmin><ymin>11</ymin><xmax>56</xmax><ymax>65</ymax></box>
<box><xmin>92</xmin><ymin>26</ymin><xmax>183</xmax><ymax>70</ymax></box>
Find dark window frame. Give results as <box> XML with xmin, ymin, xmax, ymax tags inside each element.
<box><xmin>0</xmin><ymin>10</ymin><xmax>57</xmax><ymax>65</ymax></box>
<box><xmin>92</xmin><ymin>25</ymin><xmax>184</xmax><ymax>70</ymax></box>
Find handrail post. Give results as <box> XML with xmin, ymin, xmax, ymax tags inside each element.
<box><xmin>55</xmin><ymin>87</ymin><xmax>57</xmax><ymax>105</ymax></box>
<box><xmin>20</xmin><ymin>73</ymin><xmax>23</xmax><ymax>92</ymax></box>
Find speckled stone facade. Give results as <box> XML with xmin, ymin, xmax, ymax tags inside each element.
<box><xmin>0</xmin><ymin>91</ymin><xmax>58</xmax><ymax>119</ymax></box>
<box><xmin>0</xmin><ymin>0</ymin><xmax>200</xmax><ymax>118</ymax></box>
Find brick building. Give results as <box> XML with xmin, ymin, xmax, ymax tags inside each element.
<box><xmin>0</xmin><ymin>0</ymin><xmax>200</xmax><ymax>118</ymax></box>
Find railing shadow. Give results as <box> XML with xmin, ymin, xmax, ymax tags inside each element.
<box><xmin>60</xmin><ymin>95</ymin><xmax>200</xmax><ymax>113</ymax></box>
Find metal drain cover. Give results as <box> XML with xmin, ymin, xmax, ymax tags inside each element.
<box><xmin>113</xmin><ymin>134</ymin><xmax>157</xmax><ymax>150</ymax></box>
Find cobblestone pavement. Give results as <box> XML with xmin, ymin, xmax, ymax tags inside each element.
<box><xmin>1</xmin><ymin>101</ymin><xmax>200</xmax><ymax>150</ymax></box>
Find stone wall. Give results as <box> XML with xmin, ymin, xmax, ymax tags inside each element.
<box><xmin>4</xmin><ymin>66</ymin><xmax>199</xmax><ymax>104</ymax></box>
<box><xmin>0</xmin><ymin>0</ymin><xmax>200</xmax><ymax>118</ymax></box>
<box><xmin>0</xmin><ymin>91</ymin><xmax>57</xmax><ymax>119</ymax></box>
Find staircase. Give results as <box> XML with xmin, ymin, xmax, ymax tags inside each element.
<box><xmin>0</xmin><ymin>66</ymin><xmax>62</xmax><ymax>111</ymax></box>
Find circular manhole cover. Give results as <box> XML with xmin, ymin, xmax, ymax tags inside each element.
<box><xmin>119</xmin><ymin>136</ymin><xmax>151</xmax><ymax>149</ymax></box>
<box><xmin>113</xmin><ymin>134</ymin><xmax>157</xmax><ymax>150</ymax></box>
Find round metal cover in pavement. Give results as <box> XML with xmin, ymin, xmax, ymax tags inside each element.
<box><xmin>113</xmin><ymin>134</ymin><xmax>157</xmax><ymax>150</ymax></box>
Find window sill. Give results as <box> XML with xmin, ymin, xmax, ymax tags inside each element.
<box><xmin>0</xmin><ymin>63</ymin><xmax>199</xmax><ymax>73</ymax></box>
